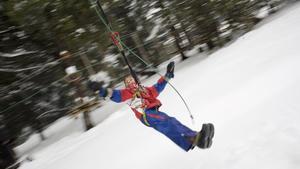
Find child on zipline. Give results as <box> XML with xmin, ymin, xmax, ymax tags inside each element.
<box><xmin>88</xmin><ymin>62</ymin><xmax>214</xmax><ymax>151</ymax></box>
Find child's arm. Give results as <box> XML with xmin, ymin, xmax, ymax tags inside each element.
<box><xmin>99</xmin><ymin>88</ymin><xmax>133</xmax><ymax>103</ymax></box>
<box><xmin>149</xmin><ymin>61</ymin><xmax>175</xmax><ymax>96</ymax></box>
<box><xmin>151</xmin><ymin>76</ymin><xmax>169</xmax><ymax>96</ymax></box>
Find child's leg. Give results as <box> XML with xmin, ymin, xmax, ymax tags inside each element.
<box><xmin>144</xmin><ymin>109</ymin><xmax>197</xmax><ymax>151</ymax></box>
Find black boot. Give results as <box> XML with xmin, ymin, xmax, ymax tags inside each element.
<box><xmin>194</xmin><ymin>123</ymin><xmax>215</xmax><ymax>149</ymax></box>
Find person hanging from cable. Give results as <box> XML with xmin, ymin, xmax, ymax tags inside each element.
<box><xmin>87</xmin><ymin>61</ymin><xmax>214</xmax><ymax>152</ymax></box>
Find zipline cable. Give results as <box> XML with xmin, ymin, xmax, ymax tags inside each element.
<box><xmin>0</xmin><ymin>50</ymin><xmax>87</xmax><ymax>95</ymax></box>
<box><xmin>0</xmin><ymin>61</ymin><xmax>104</xmax><ymax>114</ymax></box>
<box><xmin>90</xmin><ymin>0</ymin><xmax>141</xmax><ymax>86</ymax></box>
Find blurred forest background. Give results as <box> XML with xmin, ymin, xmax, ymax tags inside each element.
<box><xmin>0</xmin><ymin>0</ymin><xmax>294</xmax><ymax>162</ymax></box>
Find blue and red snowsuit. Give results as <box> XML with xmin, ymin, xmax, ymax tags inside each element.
<box><xmin>105</xmin><ymin>77</ymin><xmax>197</xmax><ymax>151</ymax></box>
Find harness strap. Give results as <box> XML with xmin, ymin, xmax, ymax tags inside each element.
<box><xmin>130</xmin><ymin>107</ymin><xmax>150</xmax><ymax>126</ymax></box>
<box><xmin>129</xmin><ymin>89</ymin><xmax>151</xmax><ymax>126</ymax></box>
<box><xmin>142</xmin><ymin>112</ymin><xmax>150</xmax><ymax>126</ymax></box>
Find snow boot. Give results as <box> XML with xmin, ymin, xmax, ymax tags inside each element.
<box><xmin>193</xmin><ymin>123</ymin><xmax>214</xmax><ymax>149</ymax></box>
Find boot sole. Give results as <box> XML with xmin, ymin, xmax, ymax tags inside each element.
<box><xmin>194</xmin><ymin>123</ymin><xmax>215</xmax><ymax>149</ymax></box>
<box><xmin>206</xmin><ymin>123</ymin><xmax>214</xmax><ymax>148</ymax></box>
<box><xmin>201</xmin><ymin>123</ymin><xmax>215</xmax><ymax>149</ymax></box>
<box><xmin>202</xmin><ymin>124</ymin><xmax>210</xmax><ymax>149</ymax></box>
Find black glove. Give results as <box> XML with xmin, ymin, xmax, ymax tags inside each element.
<box><xmin>87</xmin><ymin>81</ymin><xmax>103</xmax><ymax>92</ymax></box>
<box><xmin>165</xmin><ymin>61</ymin><xmax>175</xmax><ymax>79</ymax></box>
<box><xmin>99</xmin><ymin>87</ymin><xmax>109</xmax><ymax>98</ymax></box>
<box><xmin>87</xmin><ymin>81</ymin><xmax>109</xmax><ymax>98</ymax></box>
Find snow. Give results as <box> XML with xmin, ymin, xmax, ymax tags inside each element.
<box><xmin>0</xmin><ymin>66</ymin><xmax>38</xmax><ymax>73</ymax></box>
<box><xmin>17</xmin><ymin>3</ymin><xmax>300</xmax><ymax>169</ymax></box>
<box><xmin>75</xmin><ymin>28</ymin><xmax>86</xmax><ymax>34</ymax></box>
<box><xmin>13</xmin><ymin>1</ymin><xmax>27</xmax><ymax>11</ymax></box>
<box><xmin>89</xmin><ymin>71</ymin><xmax>111</xmax><ymax>86</ymax></box>
<box><xmin>129</xmin><ymin>0</ymin><xmax>137</xmax><ymax>8</ymax></box>
<box><xmin>146</xmin><ymin>8</ymin><xmax>162</xmax><ymax>20</ymax></box>
<box><xmin>0</xmin><ymin>49</ymin><xmax>36</xmax><ymax>58</ymax></box>
<box><xmin>65</xmin><ymin>66</ymin><xmax>78</xmax><ymax>75</ymax></box>
<box><xmin>184</xmin><ymin>45</ymin><xmax>207</xmax><ymax>58</ymax></box>
<box><xmin>145</xmin><ymin>19</ymin><xmax>162</xmax><ymax>41</ymax></box>
<box><xmin>256</xmin><ymin>6</ymin><xmax>270</xmax><ymax>18</ymax></box>
<box><xmin>0</xmin><ymin>61</ymin><xmax>57</xmax><ymax>73</ymax></box>
<box><xmin>163</xmin><ymin>37</ymin><xmax>175</xmax><ymax>45</ymax></box>
<box><xmin>102</xmin><ymin>53</ymin><xmax>119</xmax><ymax>66</ymax></box>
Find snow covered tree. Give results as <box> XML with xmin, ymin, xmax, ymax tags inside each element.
<box><xmin>0</xmin><ymin>3</ymin><xmax>72</xmax><ymax>144</ymax></box>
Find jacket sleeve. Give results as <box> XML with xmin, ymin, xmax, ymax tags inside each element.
<box><xmin>149</xmin><ymin>76</ymin><xmax>169</xmax><ymax>97</ymax></box>
<box><xmin>109</xmin><ymin>88</ymin><xmax>133</xmax><ymax>103</ymax></box>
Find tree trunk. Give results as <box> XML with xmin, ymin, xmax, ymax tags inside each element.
<box><xmin>182</xmin><ymin>29</ymin><xmax>194</xmax><ymax>50</ymax></box>
<box><xmin>60</xmin><ymin>51</ymin><xmax>94</xmax><ymax>131</ymax></box>
<box><xmin>174</xmin><ymin>14</ymin><xmax>195</xmax><ymax>50</ymax></box>
<box><xmin>80</xmin><ymin>53</ymin><xmax>96</xmax><ymax>76</ymax></box>
<box><xmin>131</xmin><ymin>32</ymin><xmax>151</xmax><ymax>63</ymax></box>
<box><xmin>152</xmin><ymin>38</ymin><xmax>165</xmax><ymax>65</ymax></box>
<box><xmin>207</xmin><ymin>40</ymin><xmax>215</xmax><ymax>50</ymax></box>
<box><xmin>73</xmin><ymin>80</ymin><xmax>94</xmax><ymax>131</ymax></box>
<box><xmin>83</xmin><ymin>110</ymin><xmax>93</xmax><ymax>130</ymax></box>
<box><xmin>35</xmin><ymin>120</ymin><xmax>46</xmax><ymax>141</ymax></box>
<box><xmin>170</xmin><ymin>25</ymin><xmax>188</xmax><ymax>60</ymax></box>
<box><xmin>157</xmin><ymin>0</ymin><xmax>188</xmax><ymax>60</ymax></box>
<box><xmin>0</xmin><ymin>141</ymin><xmax>18</xmax><ymax>169</ymax></box>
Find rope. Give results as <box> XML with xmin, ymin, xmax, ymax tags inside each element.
<box><xmin>0</xmin><ymin>61</ymin><xmax>59</xmax><ymax>94</ymax></box>
<box><xmin>0</xmin><ymin>50</ymin><xmax>89</xmax><ymax>95</ymax></box>
<box><xmin>89</xmin><ymin>0</ymin><xmax>195</xmax><ymax>124</ymax></box>
<box><xmin>0</xmin><ymin>61</ymin><xmax>103</xmax><ymax>115</ymax></box>
<box><xmin>90</xmin><ymin>0</ymin><xmax>142</xmax><ymax>86</ymax></box>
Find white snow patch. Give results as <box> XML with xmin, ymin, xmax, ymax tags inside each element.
<box><xmin>146</xmin><ymin>8</ymin><xmax>162</xmax><ymax>19</ymax></box>
<box><xmin>89</xmin><ymin>71</ymin><xmax>111</xmax><ymax>85</ymax></box>
<box><xmin>256</xmin><ymin>6</ymin><xmax>270</xmax><ymax>19</ymax></box>
<box><xmin>75</xmin><ymin>28</ymin><xmax>86</xmax><ymax>34</ymax></box>
<box><xmin>102</xmin><ymin>53</ymin><xmax>119</xmax><ymax>66</ymax></box>
<box><xmin>0</xmin><ymin>49</ymin><xmax>36</xmax><ymax>58</ymax></box>
<box><xmin>145</xmin><ymin>19</ymin><xmax>162</xmax><ymax>41</ymax></box>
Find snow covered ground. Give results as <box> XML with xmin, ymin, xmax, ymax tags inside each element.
<box><xmin>17</xmin><ymin>2</ymin><xmax>300</xmax><ymax>169</ymax></box>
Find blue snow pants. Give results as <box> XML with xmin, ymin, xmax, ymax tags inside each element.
<box><xmin>141</xmin><ymin>108</ymin><xmax>197</xmax><ymax>151</ymax></box>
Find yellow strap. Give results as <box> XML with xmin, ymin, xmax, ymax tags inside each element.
<box><xmin>131</xmin><ymin>90</ymin><xmax>140</xmax><ymax>100</ymax></box>
<box><xmin>142</xmin><ymin>112</ymin><xmax>150</xmax><ymax>126</ymax></box>
<box><xmin>192</xmin><ymin>133</ymin><xmax>201</xmax><ymax>148</ymax></box>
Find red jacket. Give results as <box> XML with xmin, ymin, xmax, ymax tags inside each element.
<box><xmin>109</xmin><ymin>77</ymin><xmax>168</xmax><ymax>109</ymax></box>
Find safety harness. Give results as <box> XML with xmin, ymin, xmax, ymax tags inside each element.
<box><xmin>128</xmin><ymin>89</ymin><xmax>151</xmax><ymax>126</ymax></box>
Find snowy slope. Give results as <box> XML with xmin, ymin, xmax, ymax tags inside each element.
<box><xmin>19</xmin><ymin>3</ymin><xmax>300</xmax><ymax>169</ymax></box>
